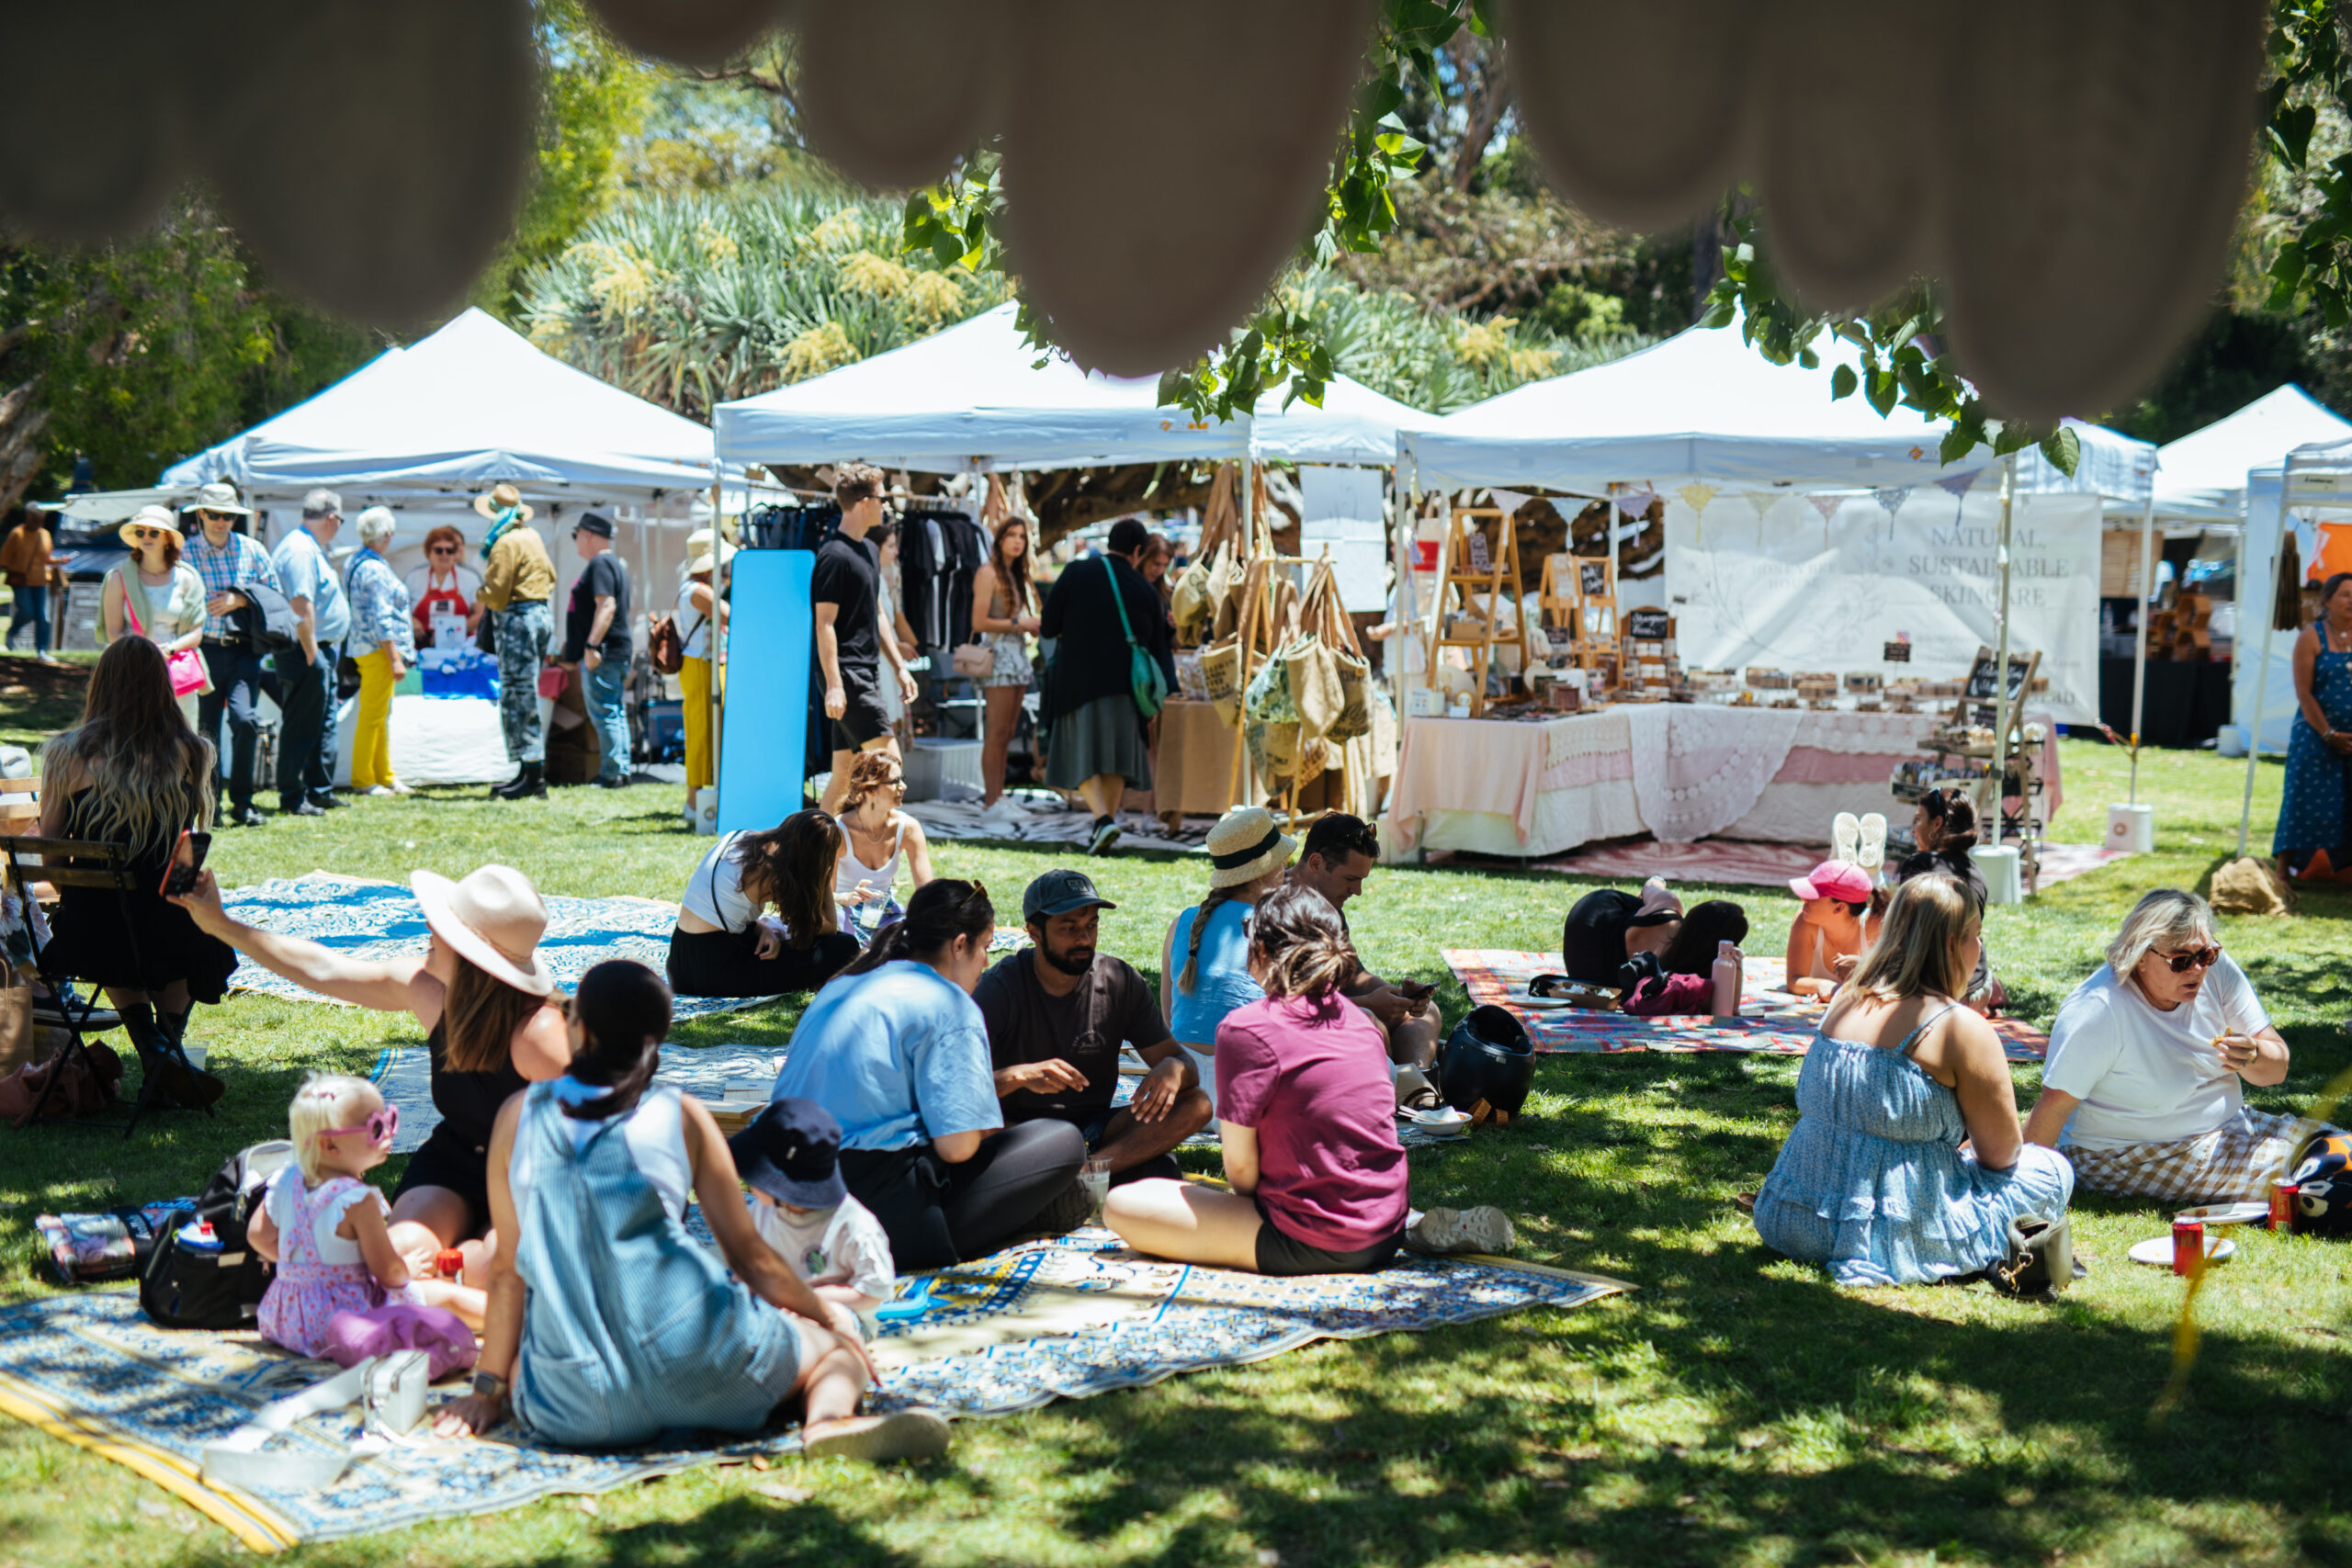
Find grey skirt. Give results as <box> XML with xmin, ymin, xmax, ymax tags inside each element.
<box><xmin>1045</xmin><ymin>692</ymin><xmax>1153</xmax><ymax>791</ymax></box>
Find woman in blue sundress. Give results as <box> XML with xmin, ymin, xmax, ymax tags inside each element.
<box><xmin>2274</xmin><ymin>571</ymin><xmax>2352</xmax><ymax>877</ymax></box>
<box><xmin>1752</xmin><ymin>874</ymin><xmax>2072</xmax><ymax>1287</ymax></box>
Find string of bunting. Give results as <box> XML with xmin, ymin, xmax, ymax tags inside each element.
<box><xmin>1870</xmin><ymin>485</ymin><xmax>1915</xmax><ymax>542</ymax></box>
<box><xmin>1806</xmin><ymin>492</ymin><xmax>1842</xmax><ymax>549</ymax></box>
<box><xmin>1674</xmin><ymin>482</ymin><xmax>1719</xmax><ymax>542</ymax></box>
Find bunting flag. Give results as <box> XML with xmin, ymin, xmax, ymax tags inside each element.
<box><xmin>1611</xmin><ymin>483</ymin><xmax>1659</xmax><ymax>516</ymax></box>
<box><xmin>1933</xmin><ymin>468</ymin><xmax>1984</xmax><ymax>525</ymax></box>
<box><xmin>1487</xmin><ymin>488</ymin><xmax>1534</xmax><ymax>518</ymax></box>
<box><xmin>1675</xmin><ymin>481</ymin><xmax>1720</xmax><ymax>542</ymax></box>
<box><xmin>1870</xmin><ymin>485</ymin><xmax>1915</xmax><ymax>543</ymax></box>
<box><xmin>1742</xmin><ymin>490</ymin><xmax>1778</xmax><ymax>547</ymax></box>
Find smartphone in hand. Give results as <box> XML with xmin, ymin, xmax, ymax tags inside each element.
<box><xmin>158</xmin><ymin>828</ymin><xmax>211</xmax><ymax>898</ymax></box>
<box><xmin>1395</xmin><ymin>980</ymin><xmax>1438</xmax><ymax>1003</ymax></box>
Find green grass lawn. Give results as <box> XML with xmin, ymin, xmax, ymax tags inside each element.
<box><xmin>2</xmin><ymin>701</ymin><xmax>2349</xmax><ymax>1566</ymax></box>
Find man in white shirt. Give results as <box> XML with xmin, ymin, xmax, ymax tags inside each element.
<box><xmin>2024</xmin><ymin>887</ymin><xmax>2329</xmax><ymax>1204</ymax></box>
<box><xmin>269</xmin><ymin>490</ymin><xmax>351</xmax><ymax>818</ymax></box>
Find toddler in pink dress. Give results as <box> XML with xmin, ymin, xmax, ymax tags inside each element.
<box><xmin>251</xmin><ymin>1074</ymin><xmax>481</xmax><ymax>1357</ymax></box>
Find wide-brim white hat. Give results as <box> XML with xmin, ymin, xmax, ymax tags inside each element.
<box><xmin>411</xmin><ymin>865</ymin><xmax>554</xmax><ymax>996</ymax></box>
<box><xmin>118</xmin><ymin>504</ymin><xmax>185</xmax><ymax>547</ymax></box>
<box><xmin>687</xmin><ymin>541</ymin><xmax>738</xmax><ymax>577</ymax></box>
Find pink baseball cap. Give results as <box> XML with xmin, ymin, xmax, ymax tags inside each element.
<box><xmin>1790</xmin><ymin>861</ymin><xmax>1873</xmax><ymax>903</ymax></box>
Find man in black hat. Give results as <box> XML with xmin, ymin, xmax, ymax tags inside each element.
<box><xmin>975</xmin><ymin>869</ymin><xmax>1210</xmax><ymax>1182</ymax></box>
<box><xmin>558</xmin><ymin>512</ymin><xmax>633</xmax><ymax>788</ymax></box>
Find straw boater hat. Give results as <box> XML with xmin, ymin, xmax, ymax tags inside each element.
<box><xmin>180</xmin><ymin>481</ymin><xmax>252</xmax><ymax>519</ymax></box>
<box><xmin>1204</xmin><ymin>806</ymin><xmax>1296</xmax><ymax>890</ymax></box>
<box><xmin>118</xmin><ymin>503</ymin><xmax>185</xmax><ymax>547</ymax></box>
<box><xmin>410</xmin><ymin>865</ymin><xmax>554</xmax><ymax>996</ymax></box>
<box><xmin>470</xmin><ymin>482</ymin><xmax>534</xmax><ymax>523</ymax></box>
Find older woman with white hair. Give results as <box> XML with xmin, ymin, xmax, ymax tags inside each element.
<box><xmin>345</xmin><ymin>506</ymin><xmax>416</xmax><ymax>796</ymax></box>
<box><xmin>2025</xmin><ymin>888</ymin><xmax>2332</xmax><ymax>1203</ymax></box>
<box><xmin>101</xmin><ymin>504</ymin><xmax>209</xmax><ymax>728</ymax></box>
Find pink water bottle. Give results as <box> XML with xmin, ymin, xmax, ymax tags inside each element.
<box><xmin>1712</xmin><ymin>941</ymin><xmax>1743</xmax><ymax>1021</ymax></box>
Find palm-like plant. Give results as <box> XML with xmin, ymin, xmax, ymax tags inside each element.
<box><xmin>519</xmin><ymin>186</ymin><xmax>1009</xmax><ymax>420</ymax></box>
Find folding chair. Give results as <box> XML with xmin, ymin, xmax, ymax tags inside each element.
<box><xmin>0</xmin><ymin>833</ymin><xmax>213</xmax><ymax>1139</ymax></box>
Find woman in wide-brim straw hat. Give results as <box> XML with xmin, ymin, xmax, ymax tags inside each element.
<box><xmin>174</xmin><ymin>862</ymin><xmax>570</xmax><ymax>1273</ymax></box>
<box><xmin>677</xmin><ymin>539</ymin><xmax>734</xmax><ymax>809</ymax></box>
<box><xmin>1159</xmin><ymin>806</ymin><xmax>1296</xmax><ymax>1111</ymax></box>
<box><xmin>101</xmin><ymin>504</ymin><xmax>209</xmax><ymax>728</ymax></box>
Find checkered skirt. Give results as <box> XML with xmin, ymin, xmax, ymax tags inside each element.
<box><xmin>2064</xmin><ymin>1108</ymin><xmax>2334</xmax><ymax>1205</ymax></box>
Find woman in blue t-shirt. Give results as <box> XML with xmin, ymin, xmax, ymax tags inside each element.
<box><xmin>768</xmin><ymin>879</ymin><xmax>1085</xmax><ymax>1269</ymax></box>
<box><xmin>1159</xmin><ymin>807</ymin><xmax>1295</xmax><ymax>1111</ymax></box>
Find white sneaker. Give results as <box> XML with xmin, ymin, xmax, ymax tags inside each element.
<box><xmin>365</xmin><ymin>785</ymin><xmax>398</xmax><ymax>797</ymax></box>
<box><xmin>1857</xmin><ymin>811</ymin><xmax>1887</xmax><ymax>870</ymax></box>
<box><xmin>1831</xmin><ymin>811</ymin><xmax>1861</xmax><ymax>865</ymax></box>
<box><xmin>1406</xmin><ymin>1205</ymin><xmax>1516</xmax><ymax>1256</ymax></box>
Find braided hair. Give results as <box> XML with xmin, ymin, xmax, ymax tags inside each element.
<box><xmin>1178</xmin><ymin>884</ymin><xmax>1240</xmax><ymax>994</ymax></box>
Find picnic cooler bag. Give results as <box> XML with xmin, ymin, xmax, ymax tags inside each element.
<box><xmin>141</xmin><ymin>1139</ymin><xmax>295</xmax><ymax>1329</ymax></box>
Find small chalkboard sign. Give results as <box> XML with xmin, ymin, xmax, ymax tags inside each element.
<box><xmin>1882</xmin><ymin>640</ymin><xmax>1912</xmax><ymax>663</ymax></box>
<box><xmin>1578</xmin><ymin>559</ymin><xmax>1608</xmax><ymax>596</ymax></box>
<box><xmin>1465</xmin><ymin>530</ymin><xmax>1492</xmax><ymax>572</ymax></box>
<box><xmin>1626</xmin><ymin>608</ymin><xmax>1671</xmax><ymax>642</ymax></box>
<box><xmin>1963</xmin><ymin>646</ymin><xmax>2033</xmax><ymax>701</ymax></box>
<box><xmin>1545</xmin><ymin>625</ymin><xmax>1574</xmax><ymax>651</ymax></box>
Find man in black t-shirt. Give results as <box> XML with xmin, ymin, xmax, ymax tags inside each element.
<box><xmin>814</xmin><ymin>464</ymin><xmax>918</xmax><ymax>813</ymax></box>
<box><xmin>557</xmin><ymin>513</ymin><xmax>634</xmax><ymax>787</ymax></box>
<box><xmin>975</xmin><ymin>869</ymin><xmax>1209</xmax><ymax>1183</ymax></box>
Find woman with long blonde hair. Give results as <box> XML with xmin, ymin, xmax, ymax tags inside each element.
<box><xmin>1751</xmin><ymin>874</ymin><xmax>2073</xmax><ymax>1285</ymax></box>
<box><xmin>40</xmin><ymin>637</ymin><xmax>232</xmax><ymax>1105</ymax></box>
<box><xmin>968</xmin><ymin>513</ymin><xmax>1039</xmax><ymax>809</ymax></box>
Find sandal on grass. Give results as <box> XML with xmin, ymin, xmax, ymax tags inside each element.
<box><xmin>803</xmin><ymin>1410</ymin><xmax>951</xmax><ymax>1462</ymax></box>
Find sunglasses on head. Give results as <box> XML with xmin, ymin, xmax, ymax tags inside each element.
<box><xmin>2155</xmin><ymin>944</ymin><xmax>2222</xmax><ymax>975</ymax></box>
<box><xmin>322</xmin><ymin>1104</ymin><xmax>399</xmax><ymax>1147</ymax></box>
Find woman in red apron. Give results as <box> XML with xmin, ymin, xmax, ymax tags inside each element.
<box><xmin>407</xmin><ymin>525</ymin><xmax>483</xmax><ymax>649</ymax></box>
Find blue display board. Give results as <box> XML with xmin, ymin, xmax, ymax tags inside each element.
<box><xmin>717</xmin><ymin>549</ymin><xmax>812</xmax><ymax>834</ymax></box>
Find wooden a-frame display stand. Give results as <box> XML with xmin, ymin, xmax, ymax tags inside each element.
<box><xmin>1537</xmin><ymin>549</ymin><xmax>1617</xmax><ymax>675</ymax></box>
<box><xmin>1420</xmin><ymin>506</ymin><xmax>1525</xmax><ymax>718</ymax></box>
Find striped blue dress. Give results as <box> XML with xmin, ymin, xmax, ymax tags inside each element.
<box><xmin>1753</xmin><ymin>1005</ymin><xmax>2074</xmax><ymax>1286</ymax></box>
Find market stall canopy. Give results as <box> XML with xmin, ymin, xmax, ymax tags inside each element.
<box><xmin>162</xmin><ymin>309</ymin><xmax>718</xmax><ymax>498</ymax></box>
<box><xmin>712</xmin><ymin>301</ymin><xmax>1435</xmax><ymax>472</ymax></box>
<box><xmin>2153</xmin><ymin>383</ymin><xmax>2352</xmax><ymax>526</ymax></box>
<box><xmin>1402</xmin><ymin>321</ymin><xmax>2155</xmax><ymax>505</ymax></box>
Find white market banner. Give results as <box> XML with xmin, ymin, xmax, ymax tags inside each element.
<box><xmin>1661</xmin><ymin>487</ymin><xmax>2100</xmax><ymax>724</ymax></box>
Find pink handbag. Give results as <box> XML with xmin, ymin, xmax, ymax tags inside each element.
<box><xmin>120</xmin><ymin>588</ymin><xmax>208</xmax><ymax>696</ymax></box>
<box><xmin>537</xmin><ymin>665</ymin><xmax>569</xmax><ymax>700</ymax></box>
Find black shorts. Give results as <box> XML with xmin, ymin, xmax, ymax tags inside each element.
<box><xmin>1252</xmin><ymin>1200</ymin><xmax>1404</xmax><ymax>1277</ymax></box>
<box><xmin>391</xmin><ymin>1124</ymin><xmax>492</xmax><ymax>1234</ymax></box>
<box><xmin>832</xmin><ymin>666</ymin><xmax>893</xmax><ymax>750</ymax></box>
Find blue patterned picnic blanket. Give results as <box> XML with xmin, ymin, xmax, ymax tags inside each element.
<box><xmin>0</xmin><ymin>1238</ymin><xmax>1625</xmax><ymax>1551</ymax></box>
<box><xmin>220</xmin><ymin>872</ymin><xmax>764</xmax><ymax>1021</ymax></box>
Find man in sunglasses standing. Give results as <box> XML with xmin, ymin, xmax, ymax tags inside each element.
<box><xmin>182</xmin><ymin>482</ymin><xmax>281</xmax><ymax>827</ymax></box>
<box><xmin>269</xmin><ymin>490</ymin><xmax>350</xmax><ymax>818</ymax></box>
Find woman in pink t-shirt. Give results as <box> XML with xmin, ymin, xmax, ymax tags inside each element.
<box><xmin>1105</xmin><ymin>885</ymin><xmax>1410</xmax><ymax>1274</ymax></box>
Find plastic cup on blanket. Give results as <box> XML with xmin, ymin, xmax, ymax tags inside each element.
<box><xmin>1080</xmin><ymin>1156</ymin><xmax>1113</xmax><ymax>1223</ymax></box>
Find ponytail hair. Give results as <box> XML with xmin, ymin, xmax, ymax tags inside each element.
<box><xmin>561</xmin><ymin>960</ymin><xmax>673</xmax><ymax>1122</ymax></box>
<box><xmin>842</xmin><ymin>877</ymin><xmax>995</xmax><ymax>977</ymax></box>
<box><xmin>1246</xmin><ymin>884</ymin><xmax>1357</xmax><ymax>999</ymax></box>
<box><xmin>1924</xmin><ymin>787</ymin><xmax>1980</xmax><ymax>851</ymax></box>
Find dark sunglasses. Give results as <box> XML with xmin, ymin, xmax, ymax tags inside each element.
<box><xmin>321</xmin><ymin>1104</ymin><xmax>399</xmax><ymax>1148</ymax></box>
<box><xmin>2155</xmin><ymin>944</ymin><xmax>2222</xmax><ymax>975</ymax></box>
<box><xmin>129</xmin><ymin>526</ymin><xmax>165</xmax><ymax>541</ymax></box>
<box><xmin>430</xmin><ymin>545</ymin><xmax>458</xmax><ymax>555</ymax></box>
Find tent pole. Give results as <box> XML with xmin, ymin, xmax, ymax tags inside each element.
<box><xmin>2127</xmin><ymin>492</ymin><xmax>2155</xmax><ymax>804</ymax></box>
<box><xmin>708</xmin><ymin>463</ymin><xmax>723</xmax><ymax>813</ymax></box>
<box><xmin>1989</xmin><ymin>455</ymin><xmax>2017</xmax><ymax>854</ymax></box>
<box><xmin>2237</xmin><ymin>517</ymin><xmax>2288</xmax><ymax>859</ymax></box>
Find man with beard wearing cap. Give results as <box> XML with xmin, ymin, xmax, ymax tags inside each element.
<box><xmin>976</xmin><ymin>869</ymin><xmax>1210</xmax><ymax>1183</ymax></box>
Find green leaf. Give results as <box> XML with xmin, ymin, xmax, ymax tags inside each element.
<box><xmin>1939</xmin><ymin>423</ymin><xmax>1978</xmax><ymax>468</ymax></box>
<box><xmin>2039</xmin><ymin>424</ymin><xmax>2081</xmax><ymax>477</ymax></box>
<box><xmin>2271</xmin><ymin>100</ymin><xmax>2320</xmax><ymax>168</ymax></box>
<box><xmin>1830</xmin><ymin>364</ymin><xmax>1858</xmax><ymax>400</ymax></box>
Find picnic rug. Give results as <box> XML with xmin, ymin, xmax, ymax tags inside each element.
<box><xmin>0</xmin><ymin>1235</ymin><xmax>1626</xmax><ymax>1551</ymax></box>
<box><xmin>221</xmin><ymin>872</ymin><xmax>763</xmax><ymax>1021</ymax></box>
<box><xmin>1443</xmin><ymin>950</ymin><xmax>2050</xmax><ymax>1062</ymax></box>
<box><xmin>1502</xmin><ymin>836</ymin><xmax>2133</xmax><ymax>891</ymax></box>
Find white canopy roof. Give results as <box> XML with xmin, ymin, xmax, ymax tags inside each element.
<box><xmin>2154</xmin><ymin>383</ymin><xmax>2352</xmax><ymax>525</ymax></box>
<box><xmin>1402</xmin><ymin>321</ymin><xmax>2155</xmax><ymax>505</ymax></box>
<box><xmin>713</xmin><ymin>302</ymin><xmax>1434</xmax><ymax>472</ymax></box>
<box><xmin>163</xmin><ymin>309</ymin><xmax>718</xmax><ymax>499</ymax></box>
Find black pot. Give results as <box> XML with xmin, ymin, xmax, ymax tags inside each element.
<box><xmin>1439</xmin><ymin>1004</ymin><xmax>1535</xmax><ymax>1117</ymax></box>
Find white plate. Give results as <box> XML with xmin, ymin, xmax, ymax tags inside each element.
<box><xmin>2173</xmin><ymin>1201</ymin><xmax>2269</xmax><ymax>1226</ymax></box>
<box><xmin>1512</xmin><ymin>996</ymin><xmax>1575</xmax><ymax>1010</ymax></box>
<box><xmin>1398</xmin><ymin>1104</ymin><xmax>1472</xmax><ymax>1131</ymax></box>
<box><xmin>2127</xmin><ymin>1235</ymin><xmax>2237</xmax><ymax>1268</ymax></box>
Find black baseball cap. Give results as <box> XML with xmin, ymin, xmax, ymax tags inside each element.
<box><xmin>1023</xmin><ymin>868</ymin><xmax>1117</xmax><ymax>922</ymax></box>
<box><xmin>728</xmin><ymin>1098</ymin><xmax>846</xmax><ymax>1207</ymax></box>
<box><xmin>573</xmin><ymin>512</ymin><xmax>616</xmax><ymax>539</ymax></box>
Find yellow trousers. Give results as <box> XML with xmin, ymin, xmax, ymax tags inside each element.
<box><xmin>681</xmin><ymin>654</ymin><xmax>714</xmax><ymax>796</ymax></box>
<box><xmin>352</xmin><ymin>648</ymin><xmax>399</xmax><ymax>788</ymax></box>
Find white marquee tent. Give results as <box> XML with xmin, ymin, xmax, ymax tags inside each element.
<box><xmin>713</xmin><ymin>301</ymin><xmax>1435</xmax><ymax>475</ymax></box>
<box><xmin>2154</xmin><ymin>384</ymin><xmax>2352</xmax><ymax>528</ymax></box>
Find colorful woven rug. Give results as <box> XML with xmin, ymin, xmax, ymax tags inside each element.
<box><xmin>221</xmin><ymin>872</ymin><xmax>763</xmax><ymax>1021</ymax></box>
<box><xmin>1442</xmin><ymin>949</ymin><xmax>2049</xmax><ymax>1061</ymax></box>
<box><xmin>1489</xmin><ymin>837</ymin><xmax>2133</xmax><ymax>891</ymax></box>
<box><xmin>0</xmin><ymin>1236</ymin><xmax>1624</xmax><ymax>1551</ymax></box>
<box><xmin>369</xmin><ymin>1040</ymin><xmax>788</xmax><ymax>1155</ymax></box>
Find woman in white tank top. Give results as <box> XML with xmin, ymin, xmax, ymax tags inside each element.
<box><xmin>833</xmin><ymin>751</ymin><xmax>935</xmax><ymax>942</ymax></box>
<box><xmin>668</xmin><ymin>810</ymin><xmax>860</xmax><ymax>997</ymax></box>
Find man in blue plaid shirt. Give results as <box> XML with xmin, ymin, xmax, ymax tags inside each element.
<box><xmin>181</xmin><ymin>482</ymin><xmax>280</xmax><ymax>827</ymax></box>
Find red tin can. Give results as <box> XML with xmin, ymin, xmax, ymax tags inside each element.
<box><xmin>2271</xmin><ymin>1180</ymin><xmax>2301</xmax><ymax>1233</ymax></box>
<box><xmin>435</xmin><ymin>1248</ymin><xmax>466</xmax><ymax>1280</ymax></box>
<box><xmin>2172</xmin><ymin>1219</ymin><xmax>2205</xmax><ymax>1277</ymax></box>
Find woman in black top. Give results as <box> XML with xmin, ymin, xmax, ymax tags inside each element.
<box><xmin>1039</xmin><ymin>518</ymin><xmax>1173</xmax><ymax>856</ymax></box>
<box><xmin>39</xmin><ymin>637</ymin><xmax>235</xmax><ymax>1106</ymax></box>
<box><xmin>175</xmin><ymin>861</ymin><xmax>569</xmax><ymax>1275</ymax></box>
<box><xmin>1896</xmin><ymin>788</ymin><xmax>1996</xmax><ymax>1004</ymax></box>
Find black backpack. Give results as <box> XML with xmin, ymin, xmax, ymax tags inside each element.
<box><xmin>140</xmin><ymin>1139</ymin><xmax>294</xmax><ymax>1329</ymax></box>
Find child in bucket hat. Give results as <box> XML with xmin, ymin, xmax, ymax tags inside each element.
<box><xmin>729</xmin><ymin>1099</ymin><xmax>896</xmax><ymax>1320</ymax></box>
